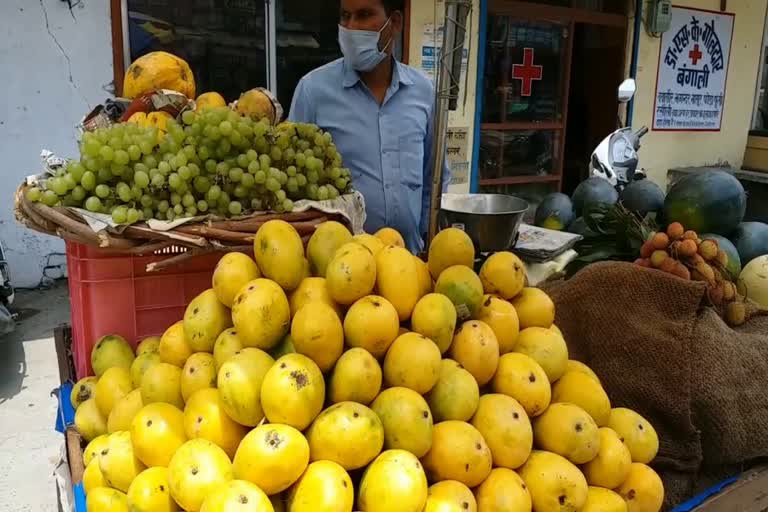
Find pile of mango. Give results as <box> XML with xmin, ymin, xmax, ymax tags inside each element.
<box><xmin>71</xmin><ymin>222</ymin><xmax>664</xmax><ymax>512</ymax></box>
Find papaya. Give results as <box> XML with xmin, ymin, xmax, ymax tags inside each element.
<box><xmin>123</xmin><ymin>51</ymin><xmax>196</xmax><ymax>99</ymax></box>
<box><xmin>195</xmin><ymin>92</ymin><xmax>226</xmax><ymax>110</ymax></box>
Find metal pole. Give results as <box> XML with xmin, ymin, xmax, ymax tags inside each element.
<box><xmin>265</xmin><ymin>0</ymin><xmax>278</xmax><ymax>95</ymax></box>
<box><xmin>427</xmin><ymin>0</ymin><xmax>472</xmax><ymax>250</ymax></box>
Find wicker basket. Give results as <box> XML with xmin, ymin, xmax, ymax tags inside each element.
<box><xmin>15</xmin><ymin>183</ymin><xmax>350</xmax><ymax>272</ymax></box>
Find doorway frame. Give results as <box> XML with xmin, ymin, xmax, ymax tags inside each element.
<box><xmin>470</xmin><ymin>0</ymin><xmax>628</xmax><ymax>192</ymax></box>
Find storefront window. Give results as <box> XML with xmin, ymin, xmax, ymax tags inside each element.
<box><xmin>515</xmin><ymin>0</ymin><xmax>626</xmax><ymax>15</ymax></box>
<box><xmin>126</xmin><ymin>0</ymin><xmax>407</xmax><ymax>111</ymax></box>
<box><xmin>479</xmin><ymin>129</ymin><xmax>559</xmax><ymax>179</ymax></box>
<box><xmin>127</xmin><ymin>0</ymin><xmax>268</xmax><ymax>103</ymax></box>
<box><xmin>483</xmin><ymin>18</ymin><xmax>565</xmax><ymax>123</ymax></box>
<box><xmin>478</xmin><ymin>15</ymin><xmax>568</xmax><ymax>194</ymax></box>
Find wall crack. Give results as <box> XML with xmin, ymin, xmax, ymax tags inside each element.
<box><xmin>38</xmin><ymin>0</ymin><xmax>89</xmax><ymax>108</ymax></box>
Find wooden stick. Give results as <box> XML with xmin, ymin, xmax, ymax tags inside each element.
<box><xmin>28</xmin><ymin>202</ymin><xmax>102</xmax><ymax>244</ymax></box>
<box><xmin>123</xmin><ymin>225</ymin><xmax>209</xmax><ymax>247</ymax></box>
<box><xmin>126</xmin><ymin>241</ymin><xmax>176</xmax><ymax>255</ymax></box>
<box><xmin>19</xmin><ymin>195</ymin><xmax>59</xmax><ymax>233</ymax></box>
<box><xmin>174</xmin><ymin>225</ymin><xmax>255</xmax><ymax>243</ymax></box>
<box><xmin>146</xmin><ymin>244</ymin><xmax>252</xmax><ymax>273</ymax></box>
<box><xmin>28</xmin><ymin>202</ymin><xmax>134</xmax><ymax>249</ymax></box>
<box><xmin>208</xmin><ymin>211</ymin><xmax>329</xmax><ymax>231</ymax></box>
<box><xmin>56</xmin><ymin>229</ymin><xmax>115</xmax><ymax>250</ymax></box>
<box><xmin>19</xmin><ymin>200</ymin><xmax>56</xmax><ymax>234</ymax></box>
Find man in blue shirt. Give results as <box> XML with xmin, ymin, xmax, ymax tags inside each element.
<box><xmin>289</xmin><ymin>0</ymin><xmax>450</xmax><ymax>253</ymax></box>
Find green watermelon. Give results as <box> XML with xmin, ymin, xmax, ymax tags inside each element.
<box><xmin>534</xmin><ymin>193</ymin><xmax>575</xmax><ymax>231</ymax></box>
<box><xmin>700</xmin><ymin>233</ymin><xmax>742</xmax><ymax>279</ymax></box>
<box><xmin>572</xmin><ymin>178</ymin><xmax>619</xmax><ymax>216</ymax></box>
<box><xmin>621</xmin><ymin>179</ymin><xmax>665</xmax><ymax>217</ymax></box>
<box><xmin>729</xmin><ymin>222</ymin><xmax>768</xmax><ymax>266</ymax></box>
<box><xmin>567</xmin><ymin>217</ymin><xmax>598</xmax><ymax>237</ymax></box>
<box><xmin>663</xmin><ymin>170</ymin><xmax>746</xmax><ymax>235</ymax></box>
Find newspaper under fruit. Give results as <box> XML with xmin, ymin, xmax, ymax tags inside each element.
<box><xmin>514</xmin><ymin>224</ymin><xmax>583</xmax><ymax>262</ymax></box>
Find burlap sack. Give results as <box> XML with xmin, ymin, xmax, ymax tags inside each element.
<box><xmin>543</xmin><ymin>262</ymin><xmax>768</xmax><ymax>508</ymax></box>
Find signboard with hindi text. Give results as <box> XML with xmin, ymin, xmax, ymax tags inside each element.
<box><xmin>652</xmin><ymin>6</ymin><xmax>734</xmax><ymax>131</ymax></box>
<box><xmin>446</xmin><ymin>127</ymin><xmax>469</xmax><ymax>186</ymax></box>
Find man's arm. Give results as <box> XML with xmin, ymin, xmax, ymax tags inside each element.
<box><xmin>420</xmin><ymin>105</ymin><xmax>451</xmax><ymax>240</ymax></box>
<box><xmin>288</xmin><ymin>78</ymin><xmax>314</xmax><ymax>123</ymax></box>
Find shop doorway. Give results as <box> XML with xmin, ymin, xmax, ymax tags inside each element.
<box><xmin>476</xmin><ymin>1</ymin><xmax>628</xmax><ymax>208</ymax></box>
<box><xmin>563</xmin><ymin>23</ymin><xmax>627</xmax><ymax>194</ymax></box>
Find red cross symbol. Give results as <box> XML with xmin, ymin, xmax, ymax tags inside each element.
<box><xmin>689</xmin><ymin>44</ymin><xmax>703</xmax><ymax>65</ymax></box>
<box><xmin>512</xmin><ymin>47</ymin><xmax>543</xmax><ymax>97</ymax></box>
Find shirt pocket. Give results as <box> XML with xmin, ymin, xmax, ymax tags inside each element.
<box><xmin>399</xmin><ymin>135</ymin><xmax>424</xmax><ymax>191</ymax></box>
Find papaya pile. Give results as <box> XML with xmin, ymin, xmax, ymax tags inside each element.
<box><xmin>73</xmin><ymin>222</ymin><xmax>664</xmax><ymax>512</ymax></box>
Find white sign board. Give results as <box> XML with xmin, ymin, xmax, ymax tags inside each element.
<box><xmin>652</xmin><ymin>7</ymin><xmax>734</xmax><ymax>131</ymax></box>
<box><xmin>446</xmin><ymin>127</ymin><xmax>469</xmax><ymax>185</ymax></box>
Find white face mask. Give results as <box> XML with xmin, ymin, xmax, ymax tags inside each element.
<box><xmin>338</xmin><ymin>17</ymin><xmax>393</xmax><ymax>72</ymax></box>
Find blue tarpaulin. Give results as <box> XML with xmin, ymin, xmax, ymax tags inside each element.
<box><xmin>55</xmin><ymin>382</ymin><xmax>75</xmax><ymax>433</ymax></box>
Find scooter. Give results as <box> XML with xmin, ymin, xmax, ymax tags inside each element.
<box><xmin>588</xmin><ymin>78</ymin><xmax>649</xmax><ymax>192</ymax></box>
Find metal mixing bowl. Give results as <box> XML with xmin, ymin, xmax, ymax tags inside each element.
<box><xmin>439</xmin><ymin>193</ymin><xmax>529</xmax><ymax>252</ymax></box>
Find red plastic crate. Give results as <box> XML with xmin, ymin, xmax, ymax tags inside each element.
<box><xmin>66</xmin><ymin>241</ymin><xmax>222</xmax><ymax>379</ymax></box>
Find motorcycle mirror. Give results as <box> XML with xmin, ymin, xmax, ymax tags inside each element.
<box><xmin>618</xmin><ymin>79</ymin><xmax>636</xmax><ymax>103</ymax></box>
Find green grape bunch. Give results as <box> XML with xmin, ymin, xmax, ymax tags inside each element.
<box><xmin>25</xmin><ymin>106</ymin><xmax>354</xmax><ymax>225</ymax></box>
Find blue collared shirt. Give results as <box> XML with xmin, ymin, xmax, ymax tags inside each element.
<box><xmin>289</xmin><ymin>58</ymin><xmax>450</xmax><ymax>252</ymax></box>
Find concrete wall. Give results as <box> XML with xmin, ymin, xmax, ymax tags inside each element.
<box><xmin>0</xmin><ymin>0</ymin><xmax>113</xmax><ymax>287</ymax></box>
<box><xmin>408</xmin><ymin>0</ymin><xmax>480</xmax><ymax>193</ymax></box>
<box><xmin>627</xmin><ymin>0</ymin><xmax>767</xmax><ymax>186</ymax></box>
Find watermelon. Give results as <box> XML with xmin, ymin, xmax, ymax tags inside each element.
<box><xmin>729</xmin><ymin>222</ymin><xmax>768</xmax><ymax>266</ymax></box>
<box><xmin>663</xmin><ymin>170</ymin><xmax>746</xmax><ymax>235</ymax></box>
<box><xmin>620</xmin><ymin>179</ymin><xmax>665</xmax><ymax>217</ymax></box>
<box><xmin>567</xmin><ymin>217</ymin><xmax>597</xmax><ymax>237</ymax></box>
<box><xmin>534</xmin><ymin>193</ymin><xmax>575</xmax><ymax>231</ymax></box>
<box><xmin>572</xmin><ymin>178</ymin><xmax>619</xmax><ymax>216</ymax></box>
<box><xmin>700</xmin><ymin>233</ymin><xmax>742</xmax><ymax>279</ymax></box>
